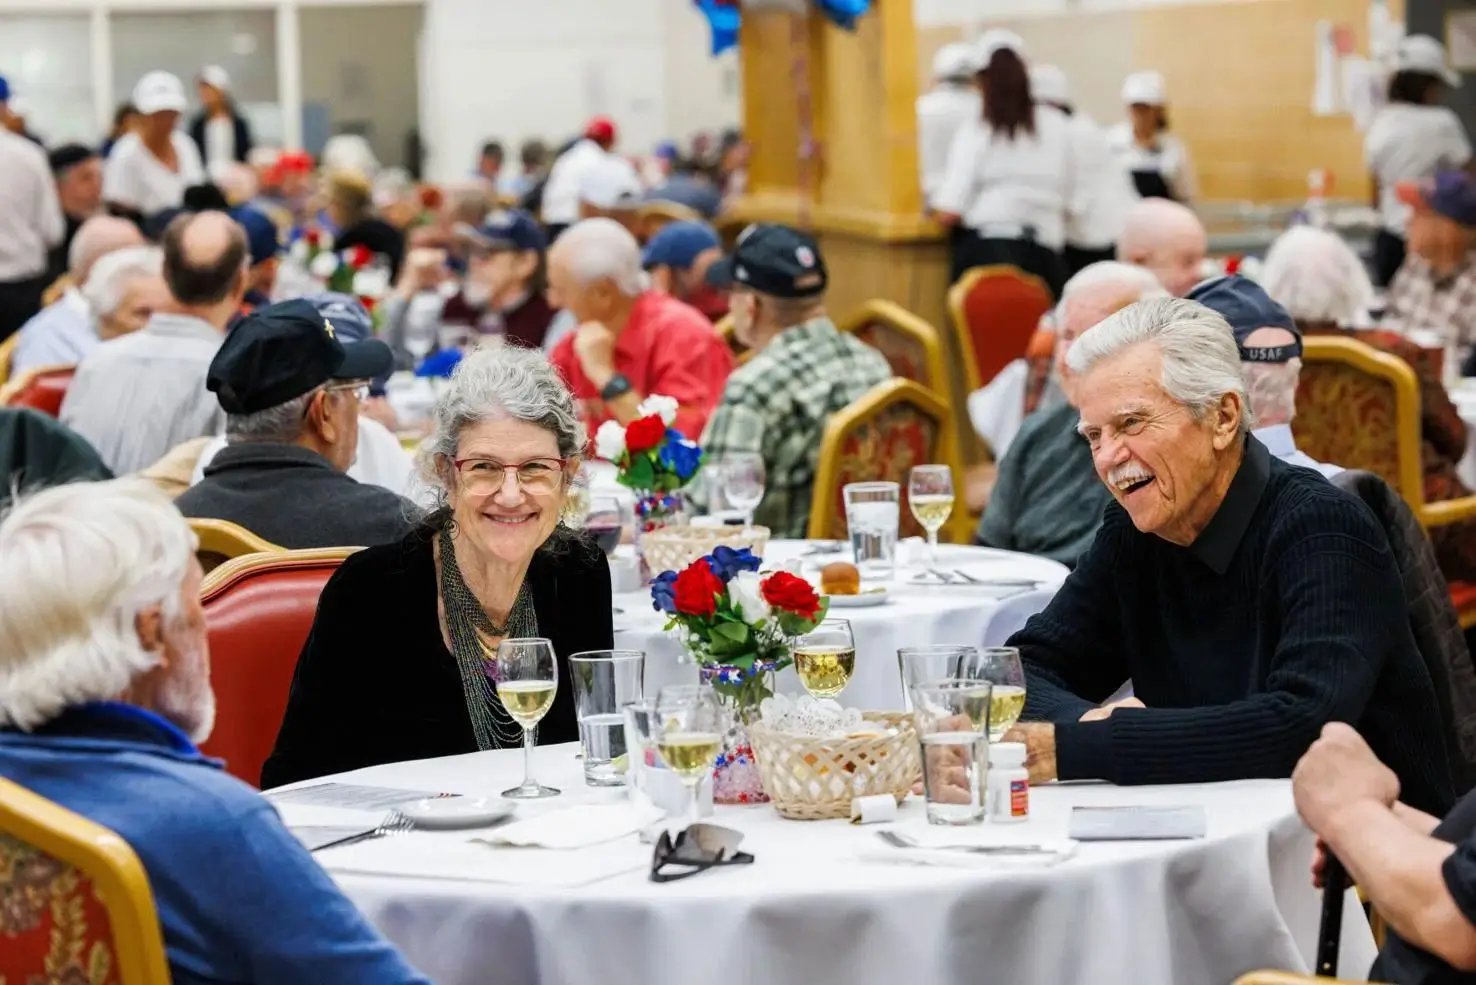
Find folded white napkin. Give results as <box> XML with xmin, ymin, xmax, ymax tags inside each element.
<box><xmin>854</xmin><ymin>843</ymin><xmax>1076</xmax><ymax>869</ymax></box>
<box><xmin>476</xmin><ymin>802</ymin><xmax>666</xmax><ymax>849</ymax></box>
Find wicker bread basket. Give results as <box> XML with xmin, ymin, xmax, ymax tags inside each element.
<box><xmin>639</xmin><ymin>525</ymin><xmax>771</xmax><ymax>576</ymax></box>
<box><xmin>748</xmin><ymin>711</ymin><xmax>921</xmax><ymax>820</ymax></box>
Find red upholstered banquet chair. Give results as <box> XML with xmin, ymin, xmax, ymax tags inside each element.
<box><xmin>198</xmin><ymin>547</ymin><xmax>359</xmax><ymax>787</ymax></box>
<box><xmin>0</xmin><ymin>364</ymin><xmax>77</xmax><ymax>417</ymax></box>
<box><xmin>947</xmin><ymin>265</ymin><xmax>1053</xmax><ymax>395</ymax></box>
<box><xmin>0</xmin><ymin>777</ymin><xmax>171</xmax><ymax>985</ymax></box>
<box><xmin>807</xmin><ymin>378</ymin><xmax>971</xmax><ymax>544</ymax></box>
<box><xmin>1292</xmin><ymin>335</ymin><xmax>1476</xmax><ymax>628</ymax></box>
<box><xmin>835</xmin><ymin>299</ymin><xmax>948</xmax><ymax>395</ymax></box>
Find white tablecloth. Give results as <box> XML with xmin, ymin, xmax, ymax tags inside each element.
<box><xmin>613</xmin><ymin>541</ymin><xmax>1070</xmax><ymax>710</ymax></box>
<box><xmin>275</xmin><ymin>745</ymin><xmax>1377</xmax><ymax>985</ymax></box>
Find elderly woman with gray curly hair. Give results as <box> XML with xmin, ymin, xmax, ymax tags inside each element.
<box><xmin>262</xmin><ymin>345</ymin><xmax>612</xmax><ymax>789</ymax></box>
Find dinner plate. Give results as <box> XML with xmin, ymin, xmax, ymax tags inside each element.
<box><xmin>826</xmin><ymin>587</ymin><xmax>890</xmax><ymax>608</ymax></box>
<box><xmin>401</xmin><ymin>797</ymin><xmax>516</xmax><ymax>830</ymax></box>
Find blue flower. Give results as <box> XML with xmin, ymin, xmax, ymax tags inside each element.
<box><xmin>705</xmin><ymin>545</ymin><xmax>762</xmax><ymax>583</ymax></box>
<box><xmin>658</xmin><ymin>431</ymin><xmax>704</xmax><ymax>480</ymax></box>
<box><xmin>651</xmin><ymin>570</ymin><xmax>678</xmax><ymax>615</ymax></box>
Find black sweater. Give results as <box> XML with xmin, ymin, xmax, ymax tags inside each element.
<box><xmin>1014</xmin><ymin>436</ymin><xmax>1458</xmax><ymax>816</ymax></box>
<box><xmin>261</xmin><ymin>527</ymin><xmax>613</xmax><ymax>789</ymax></box>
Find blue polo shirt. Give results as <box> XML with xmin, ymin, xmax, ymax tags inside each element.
<box><xmin>0</xmin><ymin>702</ymin><xmax>433</xmax><ymax>985</ymax></box>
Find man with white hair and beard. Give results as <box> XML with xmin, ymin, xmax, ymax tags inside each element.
<box><xmin>1000</xmin><ymin>298</ymin><xmax>1458</xmax><ymax>817</ymax></box>
<box><xmin>976</xmin><ymin>261</ymin><xmax>1165</xmax><ymax>565</ymax></box>
<box><xmin>0</xmin><ymin>479</ymin><xmax>433</xmax><ymax>985</ymax></box>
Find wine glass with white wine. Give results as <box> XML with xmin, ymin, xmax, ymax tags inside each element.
<box><xmin>496</xmin><ymin>637</ymin><xmax>562</xmax><ymax>799</ymax></box>
<box><xmin>654</xmin><ymin>686</ymin><xmax>726</xmax><ymax>826</ymax></box>
<box><xmin>908</xmin><ymin>465</ymin><xmax>955</xmax><ymax>568</ymax></box>
<box><xmin>793</xmin><ymin>619</ymin><xmax>857</xmax><ymax>700</ymax></box>
<box><xmin>956</xmin><ymin>646</ymin><xmax>1027</xmax><ymax>742</ymax></box>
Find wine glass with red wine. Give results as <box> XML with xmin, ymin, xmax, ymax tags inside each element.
<box><xmin>584</xmin><ymin>494</ymin><xmax>627</xmax><ymax>557</ymax></box>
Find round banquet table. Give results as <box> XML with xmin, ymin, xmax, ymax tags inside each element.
<box><xmin>275</xmin><ymin>745</ymin><xmax>1377</xmax><ymax>985</ymax></box>
<box><xmin>1451</xmin><ymin>381</ymin><xmax>1476</xmax><ymax>489</ymax></box>
<box><xmin>613</xmin><ymin>540</ymin><xmax>1070</xmax><ymax>710</ymax></box>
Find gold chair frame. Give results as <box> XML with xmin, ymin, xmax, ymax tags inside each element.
<box><xmin>0</xmin><ymin>331</ymin><xmax>18</xmax><ymax>388</ymax></box>
<box><xmin>835</xmin><ymin>299</ymin><xmax>950</xmax><ymax>397</ymax></box>
<box><xmin>807</xmin><ymin>378</ymin><xmax>971</xmax><ymax>544</ymax></box>
<box><xmin>0</xmin><ymin>777</ymin><xmax>171</xmax><ymax>985</ymax></box>
<box><xmin>188</xmin><ymin>518</ymin><xmax>284</xmax><ymax>567</ymax></box>
<box><xmin>201</xmin><ymin>545</ymin><xmax>362</xmax><ymax>598</ymax></box>
<box><xmin>947</xmin><ymin>264</ymin><xmax>1055</xmax><ymax>396</ymax></box>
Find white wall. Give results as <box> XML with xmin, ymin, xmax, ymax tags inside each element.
<box><xmin>419</xmin><ymin>0</ymin><xmax>740</xmax><ymax>182</ymax></box>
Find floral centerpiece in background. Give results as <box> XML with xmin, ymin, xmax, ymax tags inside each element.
<box><xmin>652</xmin><ymin>547</ymin><xmax>827</xmax><ymax>803</ymax></box>
<box><xmin>595</xmin><ymin>395</ymin><xmax>703</xmax><ymax>577</ymax></box>
<box><xmin>284</xmin><ymin>231</ymin><xmax>392</xmax><ymax>328</ymax></box>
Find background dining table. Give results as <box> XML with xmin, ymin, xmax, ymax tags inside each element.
<box><xmin>272</xmin><ymin>743</ymin><xmax>1378</xmax><ymax>985</ymax></box>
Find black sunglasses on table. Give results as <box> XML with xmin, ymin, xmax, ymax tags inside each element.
<box><xmin>650</xmin><ymin>824</ymin><xmax>755</xmax><ymax>883</ymax></box>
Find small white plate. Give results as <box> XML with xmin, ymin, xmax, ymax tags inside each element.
<box><xmin>401</xmin><ymin>797</ymin><xmax>515</xmax><ymax>830</ymax></box>
<box><xmin>827</xmin><ymin>587</ymin><xmax>890</xmax><ymax>608</ymax></box>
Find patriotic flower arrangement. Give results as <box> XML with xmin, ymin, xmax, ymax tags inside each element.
<box><xmin>595</xmin><ymin>395</ymin><xmax>703</xmax><ymax>530</ymax></box>
<box><xmin>651</xmin><ymin>546</ymin><xmax>827</xmax><ymax>710</ymax></box>
<box><xmin>287</xmin><ymin>229</ymin><xmax>392</xmax><ymax>321</ymax></box>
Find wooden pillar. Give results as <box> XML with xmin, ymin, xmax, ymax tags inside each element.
<box><xmin>726</xmin><ymin>0</ymin><xmax>970</xmax><ymax>450</ymax></box>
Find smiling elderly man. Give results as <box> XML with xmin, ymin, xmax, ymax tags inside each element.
<box><xmin>1003</xmin><ymin>297</ymin><xmax>1458</xmax><ymax>815</ymax></box>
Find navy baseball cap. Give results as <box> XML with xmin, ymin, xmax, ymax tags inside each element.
<box><xmin>0</xmin><ymin>77</ymin><xmax>9</xmax><ymax>102</ymax></box>
<box><xmin>1186</xmin><ymin>275</ymin><xmax>1302</xmax><ymax>363</ymax></box>
<box><xmin>459</xmin><ymin>209</ymin><xmax>547</xmax><ymax>253</ymax></box>
<box><xmin>642</xmin><ymin>221</ymin><xmax>721</xmax><ymax>271</ymax></box>
<box><xmin>231</xmin><ymin>206</ymin><xmax>281</xmax><ymax>268</ymax></box>
<box><xmin>208</xmin><ymin>298</ymin><xmax>393</xmax><ymax>415</ymax></box>
<box><xmin>305</xmin><ymin>292</ymin><xmax>375</xmax><ymax>342</ymax></box>
<box><xmin>1398</xmin><ymin>170</ymin><xmax>1476</xmax><ymax>228</ymax></box>
<box><xmin>706</xmin><ymin>223</ymin><xmax>828</xmax><ymax>299</ymax></box>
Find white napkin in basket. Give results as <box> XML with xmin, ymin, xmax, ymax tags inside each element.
<box><xmin>474</xmin><ymin>803</ymin><xmax>665</xmax><ymax>849</ymax></box>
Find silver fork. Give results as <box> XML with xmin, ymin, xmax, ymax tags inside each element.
<box><xmin>312</xmin><ymin>810</ymin><xmax>414</xmax><ymax>852</ymax></box>
<box><xmin>876</xmin><ymin>829</ymin><xmax>1051</xmax><ymax>854</ymax></box>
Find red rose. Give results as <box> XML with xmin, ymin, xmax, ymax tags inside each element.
<box><xmin>419</xmin><ymin>186</ymin><xmax>444</xmax><ymax>210</ymax></box>
<box><xmin>624</xmin><ymin>415</ymin><xmax>666</xmax><ymax>454</ymax></box>
<box><xmin>360</xmin><ymin>295</ymin><xmax>378</xmax><ymax>314</ymax></box>
<box><xmin>673</xmin><ymin>560</ymin><xmax>724</xmax><ymax>618</ymax></box>
<box><xmin>304</xmin><ymin>228</ymin><xmax>320</xmax><ymax>247</ymax></box>
<box><xmin>1224</xmin><ymin>255</ymin><xmax>1242</xmax><ymax>275</ymax></box>
<box><xmin>347</xmin><ymin>245</ymin><xmax>373</xmax><ymax>269</ymax></box>
<box><xmin>761</xmin><ymin>571</ymin><xmax>821</xmax><ymax>620</ymax></box>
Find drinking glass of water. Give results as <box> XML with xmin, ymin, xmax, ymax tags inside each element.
<box><xmin>909</xmin><ymin>678</ymin><xmax>994</xmax><ymax>825</ymax></box>
<box><xmin>495</xmin><ymin>638</ymin><xmax>561</xmax><ymax>800</ymax></box>
<box><xmin>908</xmin><ymin>465</ymin><xmax>955</xmax><ymax>566</ymax></box>
<box><xmin>897</xmin><ymin>644</ymin><xmax>978</xmax><ymax>710</ymax></box>
<box><xmin>569</xmin><ymin>650</ymin><xmax>646</xmax><ymax>787</ymax></box>
<box><xmin>956</xmin><ymin>646</ymin><xmax>1027</xmax><ymax>742</ymax></box>
<box><xmin>718</xmin><ymin>453</ymin><xmax>766</xmax><ymax>526</ymax></box>
<box><xmin>843</xmin><ymin>481</ymin><xmax>900</xmax><ymax>580</ymax></box>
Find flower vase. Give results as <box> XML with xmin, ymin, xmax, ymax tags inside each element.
<box><xmin>632</xmin><ymin>490</ymin><xmax>688</xmax><ymax>583</ymax></box>
<box><xmin>699</xmin><ymin>662</ymin><xmax>778</xmax><ymax>805</ymax></box>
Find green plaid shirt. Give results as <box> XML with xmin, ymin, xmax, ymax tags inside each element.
<box><xmin>701</xmin><ymin>317</ymin><xmax>893</xmax><ymax>538</ymax></box>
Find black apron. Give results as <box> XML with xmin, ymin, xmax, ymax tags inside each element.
<box><xmin>1131</xmin><ymin>168</ymin><xmax>1176</xmax><ymax>201</ymax></box>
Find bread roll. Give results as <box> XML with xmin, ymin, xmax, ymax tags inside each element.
<box><xmin>820</xmin><ymin>561</ymin><xmax>861</xmax><ymax>596</ymax></box>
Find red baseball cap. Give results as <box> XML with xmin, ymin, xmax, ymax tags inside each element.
<box><xmin>585</xmin><ymin>116</ymin><xmax>617</xmax><ymax>144</ymax></box>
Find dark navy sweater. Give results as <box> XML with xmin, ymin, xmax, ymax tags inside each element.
<box><xmin>1012</xmin><ymin>435</ymin><xmax>1458</xmax><ymax>816</ymax></box>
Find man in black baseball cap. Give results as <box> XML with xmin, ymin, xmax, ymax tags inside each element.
<box><xmin>174</xmin><ymin>298</ymin><xmax>414</xmax><ymax>550</ymax></box>
<box><xmin>700</xmin><ymin>224</ymin><xmax>892</xmax><ymax>537</ymax></box>
<box><xmin>1186</xmin><ymin>275</ymin><xmax>1342</xmax><ymax>479</ymax></box>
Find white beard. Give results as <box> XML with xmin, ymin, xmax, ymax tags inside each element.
<box><xmin>155</xmin><ymin>639</ymin><xmax>217</xmax><ymax>744</ymax></box>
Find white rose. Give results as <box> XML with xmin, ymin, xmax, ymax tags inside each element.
<box><xmin>288</xmin><ymin>239</ymin><xmax>309</xmax><ymax>263</ymax></box>
<box><xmin>594</xmin><ymin>420</ymin><xmax>626</xmax><ymax>462</ymax></box>
<box><xmin>309</xmin><ymin>252</ymin><xmax>339</xmax><ymax>280</ymax></box>
<box><xmin>637</xmin><ymin>393</ymin><xmax>679</xmax><ymax>426</ymax></box>
<box><xmin>353</xmin><ymin>268</ymin><xmax>391</xmax><ymax>298</ymax></box>
<box><xmin>729</xmin><ymin>571</ymin><xmax>770</xmax><ymax>624</ymax></box>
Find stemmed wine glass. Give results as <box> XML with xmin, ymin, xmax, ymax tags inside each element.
<box><xmin>909</xmin><ymin>465</ymin><xmax>956</xmax><ymax>568</ymax></box>
<box><xmin>793</xmin><ymin>619</ymin><xmax>857</xmax><ymax>700</ymax></box>
<box><xmin>496</xmin><ymin>638</ymin><xmax>562</xmax><ymax>799</ymax></box>
<box><xmin>653</xmin><ymin>686</ymin><xmax>726</xmax><ymax>826</ymax></box>
<box><xmin>718</xmin><ymin>453</ymin><xmax>766</xmax><ymax>526</ymax></box>
<box><xmin>956</xmin><ymin>646</ymin><xmax>1027</xmax><ymax>742</ymax></box>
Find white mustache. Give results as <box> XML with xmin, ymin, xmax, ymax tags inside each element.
<box><xmin>1107</xmin><ymin>464</ymin><xmax>1154</xmax><ymax>486</ymax></box>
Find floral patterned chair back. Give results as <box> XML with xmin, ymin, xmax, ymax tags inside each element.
<box><xmin>807</xmin><ymin>379</ymin><xmax>969</xmax><ymax>544</ymax></box>
<box><xmin>947</xmin><ymin>265</ymin><xmax>1054</xmax><ymax>395</ymax></box>
<box><xmin>0</xmin><ymin>365</ymin><xmax>77</xmax><ymax>418</ymax></box>
<box><xmin>0</xmin><ymin>778</ymin><xmax>171</xmax><ymax>985</ymax></box>
<box><xmin>1292</xmin><ymin>336</ymin><xmax>1423</xmax><ymax>506</ymax></box>
<box><xmin>835</xmin><ymin>300</ymin><xmax>948</xmax><ymax>396</ymax></box>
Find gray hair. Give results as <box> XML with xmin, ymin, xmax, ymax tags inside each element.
<box><xmin>1067</xmin><ymin>297</ymin><xmax>1256</xmax><ymax>433</ymax></box>
<box><xmin>68</xmin><ymin>215</ymin><xmax>145</xmax><ymax>281</ymax></box>
<box><xmin>1242</xmin><ymin>359</ymin><xmax>1302</xmax><ymax>427</ymax></box>
<box><xmin>1057</xmin><ymin>261</ymin><xmax>1167</xmax><ymax>328</ymax></box>
<box><xmin>81</xmin><ymin>245</ymin><xmax>163</xmax><ymax>317</ymax></box>
<box><xmin>417</xmin><ymin>344</ymin><xmax>587</xmax><ymax>512</ymax></box>
<box><xmin>552</xmin><ymin>218</ymin><xmax>650</xmax><ymax>297</ymax></box>
<box><xmin>225</xmin><ymin>392</ymin><xmax>314</xmax><ymax>445</ymax></box>
<box><xmin>1260</xmin><ymin>226</ymin><xmax>1374</xmax><ymax>327</ymax></box>
<box><xmin>0</xmin><ymin>479</ymin><xmax>194</xmax><ymax>731</ymax></box>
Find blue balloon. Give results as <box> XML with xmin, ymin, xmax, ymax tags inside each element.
<box><xmin>694</xmin><ymin>0</ymin><xmax>741</xmax><ymax>55</ymax></box>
